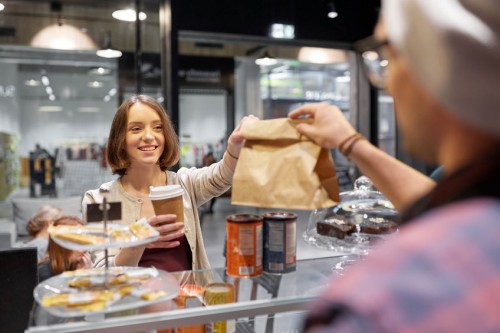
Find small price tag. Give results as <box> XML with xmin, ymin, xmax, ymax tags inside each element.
<box><xmin>86</xmin><ymin>202</ymin><xmax>122</xmax><ymax>222</ymax></box>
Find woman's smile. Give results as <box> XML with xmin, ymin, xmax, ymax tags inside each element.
<box><xmin>139</xmin><ymin>145</ymin><xmax>158</xmax><ymax>152</ymax></box>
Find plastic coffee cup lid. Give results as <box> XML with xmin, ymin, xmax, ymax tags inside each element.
<box><xmin>149</xmin><ymin>185</ymin><xmax>184</xmax><ymax>200</ymax></box>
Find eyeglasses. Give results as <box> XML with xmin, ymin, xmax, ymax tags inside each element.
<box><xmin>354</xmin><ymin>36</ymin><xmax>390</xmax><ymax>89</ymax></box>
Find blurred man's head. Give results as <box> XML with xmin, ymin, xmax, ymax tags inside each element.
<box><xmin>377</xmin><ymin>0</ymin><xmax>500</xmax><ymax>165</ymax></box>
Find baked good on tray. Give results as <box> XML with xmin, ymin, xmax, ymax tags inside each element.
<box><xmin>317</xmin><ymin>217</ymin><xmax>355</xmax><ymax>240</ymax></box>
<box><xmin>359</xmin><ymin>217</ymin><xmax>398</xmax><ymax>235</ymax></box>
<box><xmin>316</xmin><ymin>206</ymin><xmax>399</xmax><ymax>240</ymax></box>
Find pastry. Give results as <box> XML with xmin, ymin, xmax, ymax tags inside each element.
<box><xmin>129</xmin><ymin>218</ymin><xmax>157</xmax><ymax>239</ymax></box>
<box><xmin>359</xmin><ymin>217</ymin><xmax>398</xmax><ymax>235</ymax></box>
<box><xmin>316</xmin><ymin>217</ymin><xmax>355</xmax><ymax>239</ymax></box>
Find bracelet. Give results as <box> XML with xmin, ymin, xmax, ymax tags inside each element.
<box><xmin>226</xmin><ymin>149</ymin><xmax>239</xmax><ymax>160</ymax></box>
<box><xmin>338</xmin><ymin>133</ymin><xmax>359</xmax><ymax>153</ymax></box>
<box><xmin>340</xmin><ymin>133</ymin><xmax>366</xmax><ymax>157</ymax></box>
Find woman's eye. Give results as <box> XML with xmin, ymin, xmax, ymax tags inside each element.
<box><xmin>130</xmin><ymin>127</ymin><xmax>141</xmax><ymax>131</ymax></box>
<box><xmin>154</xmin><ymin>125</ymin><xmax>163</xmax><ymax>131</ymax></box>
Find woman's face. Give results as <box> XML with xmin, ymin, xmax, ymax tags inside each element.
<box><xmin>124</xmin><ymin>102</ymin><xmax>165</xmax><ymax>168</ymax></box>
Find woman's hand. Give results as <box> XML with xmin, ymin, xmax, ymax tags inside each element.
<box><xmin>226</xmin><ymin>114</ymin><xmax>259</xmax><ymax>158</ymax></box>
<box><xmin>288</xmin><ymin>102</ymin><xmax>356</xmax><ymax>149</ymax></box>
<box><xmin>146</xmin><ymin>214</ymin><xmax>184</xmax><ymax>248</ymax></box>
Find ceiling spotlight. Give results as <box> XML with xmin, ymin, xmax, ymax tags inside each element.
<box><xmin>0</xmin><ymin>3</ymin><xmax>5</xmax><ymax>12</ymax></box>
<box><xmin>78</xmin><ymin>107</ymin><xmax>100</xmax><ymax>113</ymax></box>
<box><xmin>96</xmin><ymin>49</ymin><xmax>122</xmax><ymax>58</ymax></box>
<box><xmin>88</xmin><ymin>81</ymin><xmax>103</xmax><ymax>88</ymax></box>
<box><xmin>38</xmin><ymin>105</ymin><xmax>62</xmax><ymax>112</ymax></box>
<box><xmin>96</xmin><ymin>31</ymin><xmax>122</xmax><ymax>58</ymax></box>
<box><xmin>327</xmin><ymin>2</ymin><xmax>338</xmax><ymax>19</ymax></box>
<box><xmin>25</xmin><ymin>79</ymin><xmax>41</xmax><ymax>87</ymax></box>
<box><xmin>89</xmin><ymin>67</ymin><xmax>111</xmax><ymax>75</ymax></box>
<box><xmin>41</xmin><ymin>75</ymin><xmax>50</xmax><ymax>86</ymax></box>
<box><xmin>255</xmin><ymin>51</ymin><xmax>278</xmax><ymax>66</ymax></box>
<box><xmin>112</xmin><ymin>9</ymin><xmax>147</xmax><ymax>22</ymax></box>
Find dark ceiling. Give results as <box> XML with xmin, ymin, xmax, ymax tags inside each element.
<box><xmin>5</xmin><ymin>0</ymin><xmax>381</xmax><ymax>46</ymax></box>
<box><xmin>176</xmin><ymin>0</ymin><xmax>381</xmax><ymax>45</ymax></box>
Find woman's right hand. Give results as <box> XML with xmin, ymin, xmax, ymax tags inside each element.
<box><xmin>146</xmin><ymin>214</ymin><xmax>184</xmax><ymax>248</ymax></box>
<box><xmin>288</xmin><ymin>102</ymin><xmax>357</xmax><ymax>149</ymax></box>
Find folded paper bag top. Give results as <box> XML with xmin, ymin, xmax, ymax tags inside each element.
<box><xmin>231</xmin><ymin>118</ymin><xmax>340</xmax><ymax>210</ymax></box>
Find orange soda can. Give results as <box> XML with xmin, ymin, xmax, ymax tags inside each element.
<box><xmin>225</xmin><ymin>214</ymin><xmax>263</xmax><ymax>277</ymax></box>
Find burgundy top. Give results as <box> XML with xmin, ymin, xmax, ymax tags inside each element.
<box><xmin>138</xmin><ymin>235</ymin><xmax>192</xmax><ymax>272</ymax></box>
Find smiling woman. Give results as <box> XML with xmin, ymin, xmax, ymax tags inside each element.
<box><xmin>82</xmin><ymin>94</ymin><xmax>257</xmax><ymax>273</ymax></box>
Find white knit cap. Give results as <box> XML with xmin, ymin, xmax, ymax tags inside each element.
<box><xmin>382</xmin><ymin>0</ymin><xmax>500</xmax><ymax>138</ymax></box>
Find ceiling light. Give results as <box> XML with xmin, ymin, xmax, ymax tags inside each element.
<box><xmin>255</xmin><ymin>51</ymin><xmax>278</xmax><ymax>66</ymax></box>
<box><xmin>25</xmin><ymin>79</ymin><xmax>41</xmax><ymax>87</ymax></box>
<box><xmin>327</xmin><ymin>2</ymin><xmax>338</xmax><ymax>19</ymax></box>
<box><xmin>30</xmin><ymin>24</ymin><xmax>97</xmax><ymax>50</ymax></box>
<box><xmin>112</xmin><ymin>9</ymin><xmax>147</xmax><ymax>22</ymax></box>
<box><xmin>0</xmin><ymin>3</ymin><xmax>4</xmax><ymax>12</ymax></box>
<box><xmin>39</xmin><ymin>106</ymin><xmax>62</xmax><ymax>112</ymax></box>
<box><xmin>96</xmin><ymin>49</ymin><xmax>122</xmax><ymax>58</ymax></box>
<box><xmin>336</xmin><ymin>76</ymin><xmax>350</xmax><ymax>83</ymax></box>
<box><xmin>78</xmin><ymin>107</ymin><xmax>100</xmax><ymax>113</ymax></box>
<box><xmin>298</xmin><ymin>47</ymin><xmax>348</xmax><ymax>64</ymax></box>
<box><xmin>89</xmin><ymin>67</ymin><xmax>111</xmax><ymax>75</ymax></box>
<box><xmin>88</xmin><ymin>81</ymin><xmax>103</xmax><ymax>88</ymax></box>
<box><xmin>108</xmin><ymin>88</ymin><xmax>117</xmax><ymax>96</ymax></box>
<box><xmin>41</xmin><ymin>76</ymin><xmax>50</xmax><ymax>86</ymax></box>
<box><xmin>96</xmin><ymin>31</ymin><xmax>122</xmax><ymax>58</ymax></box>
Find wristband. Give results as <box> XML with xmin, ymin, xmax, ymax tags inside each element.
<box><xmin>338</xmin><ymin>133</ymin><xmax>358</xmax><ymax>153</ymax></box>
<box><xmin>340</xmin><ymin>133</ymin><xmax>366</xmax><ymax>157</ymax></box>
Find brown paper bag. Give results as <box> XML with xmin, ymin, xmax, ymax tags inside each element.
<box><xmin>231</xmin><ymin>118</ymin><xmax>340</xmax><ymax>210</ymax></box>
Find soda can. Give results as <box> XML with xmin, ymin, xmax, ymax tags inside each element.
<box><xmin>203</xmin><ymin>282</ymin><xmax>235</xmax><ymax>333</ymax></box>
<box><xmin>225</xmin><ymin>214</ymin><xmax>263</xmax><ymax>277</ymax></box>
<box><xmin>263</xmin><ymin>212</ymin><xmax>297</xmax><ymax>274</ymax></box>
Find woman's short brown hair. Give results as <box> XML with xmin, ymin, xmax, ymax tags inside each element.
<box><xmin>107</xmin><ymin>95</ymin><xmax>180</xmax><ymax>175</ymax></box>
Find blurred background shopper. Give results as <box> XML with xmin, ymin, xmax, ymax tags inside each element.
<box><xmin>295</xmin><ymin>0</ymin><xmax>500</xmax><ymax>332</ymax></box>
<box><xmin>14</xmin><ymin>205</ymin><xmax>63</xmax><ymax>262</ymax></box>
<box><xmin>38</xmin><ymin>215</ymin><xmax>92</xmax><ymax>282</ymax></box>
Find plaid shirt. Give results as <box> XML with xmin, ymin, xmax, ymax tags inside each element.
<box><xmin>304</xmin><ymin>150</ymin><xmax>500</xmax><ymax>333</ymax></box>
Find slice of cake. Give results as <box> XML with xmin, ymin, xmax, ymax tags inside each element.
<box><xmin>359</xmin><ymin>217</ymin><xmax>398</xmax><ymax>235</ymax></box>
<box><xmin>317</xmin><ymin>216</ymin><xmax>355</xmax><ymax>239</ymax></box>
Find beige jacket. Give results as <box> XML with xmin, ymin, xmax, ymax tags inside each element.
<box><xmin>82</xmin><ymin>159</ymin><xmax>234</xmax><ymax>271</ymax></box>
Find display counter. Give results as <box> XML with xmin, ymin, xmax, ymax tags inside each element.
<box><xmin>26</xmin><ymin>254</ymin><xmax>359</xmax><ymax>333</ymax></box>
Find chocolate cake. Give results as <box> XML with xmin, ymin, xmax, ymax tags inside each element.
<box><xmin>317</xmin><ymin>218</ymin><xmax>355</xmax><ymax>239</ymax></box>
<box><xmin>358</xmin><ymin>217</ymin><xmax>398</xmax><ymax>235</ymax></box>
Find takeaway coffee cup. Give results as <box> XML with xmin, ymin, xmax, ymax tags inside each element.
<box><xmin>149</xmin><ymin>185</ymin><xmax>185</xmax><ymax>222</ymax></box>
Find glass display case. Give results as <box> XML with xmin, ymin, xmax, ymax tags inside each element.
<box><xmin>27</xmin><ymin>254</ymin><xmax>360</xmax><ymax>333</ymax></box>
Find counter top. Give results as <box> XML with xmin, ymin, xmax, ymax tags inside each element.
<box><xmin>26</xmin><ymin>254</ymin><xmax>359</xmax><ymax>333</ymax></box>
